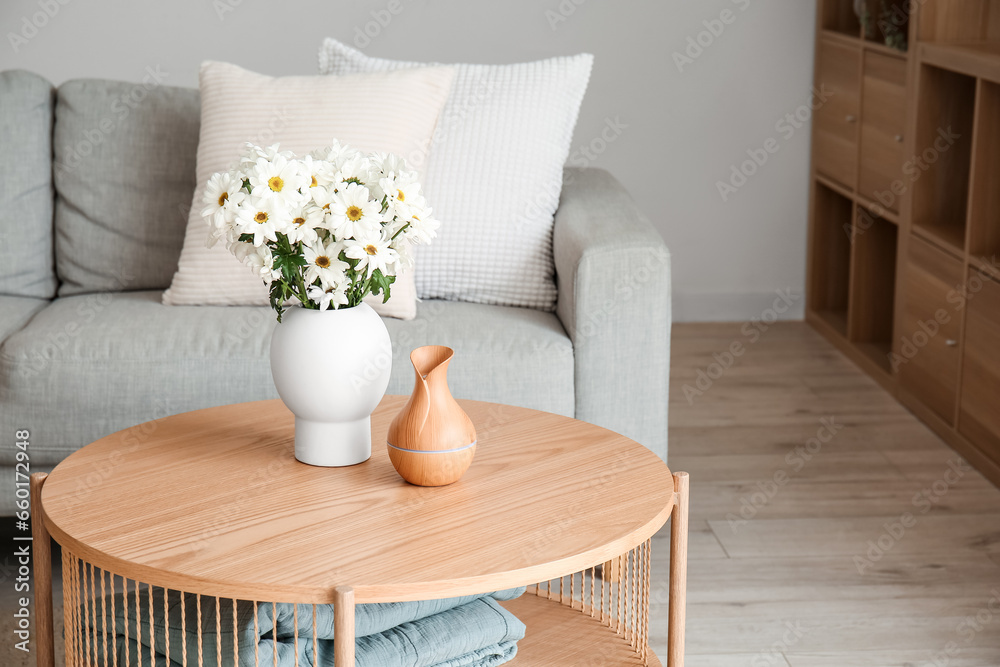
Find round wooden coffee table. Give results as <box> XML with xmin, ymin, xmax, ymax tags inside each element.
<box><xmin>31</xmin><ymin>397</ymin><xmax>689</xmax><ymax>667</ymax></box>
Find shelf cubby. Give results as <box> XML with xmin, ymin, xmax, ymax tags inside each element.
<box><xmin>849</xmin><ymin>206</ymin><xmax>898</xmax><ymax>372</ymax></box>
<box><xmin>809</xmin><ymin>181</ymin><xmax>855</xmax><ymax>335</ymax></box>
<box><xmin>911</xmin><ymin>64</ymin><xmax>976</xmax><ymax>254</ymax></box>
<box><xmin>968</xmin><ymin>79</ymin><xmax>1000</xmax><ymax>261</ymax></box>
<box><xmin>863</xmin><ymin>0</ymin><xmax>910</xmax><ymax>51</ymax></box>
<box><xmin>823</xmin><ymin>0</ymin><xmax>863</xmax><ymax>37</ymax></box>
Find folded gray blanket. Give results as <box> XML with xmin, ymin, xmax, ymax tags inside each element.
<box><xmin>84</xmin><ymin>587</ymin><xmax>526</xmax><ymax>667</ymax></box>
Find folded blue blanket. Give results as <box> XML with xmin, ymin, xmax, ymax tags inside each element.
<box><xmin>84</xmin><ymin>587</ymin><xmax>526</xmax><ymax>667</ymax></box>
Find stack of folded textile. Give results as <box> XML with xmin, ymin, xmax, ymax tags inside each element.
<box><xmin>85</xmin><ymin>587</ymin><xmax>526</xmax><ymax>667</ymax></box>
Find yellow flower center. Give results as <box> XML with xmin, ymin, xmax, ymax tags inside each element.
<box><xmin>254</xmin><ymin>211</ymin><xmax>268</xmax><ymax>224</ymax></box>
<box><xmin>322</xmin><ymin>203</ymin><xmax>330</xmax><ymax>210</ymax></box>
<box><xmin>293</xmin><ymin>217</ymin><xmax>306</xmax><ymax>227</ymax></box>
<box><xmin>365</xmin><ymin>244</ymin><xmax>378</xmax><ymax>256</ymax></box>
<box><xmin>218</xmin><ymin>192</ymin><xmax>228</xmax><ymax>207</ymax></box>
<box><xmin>346</xmin><ymin>206</ymin><xmax>363</xmax><ymax>221</ymax></box>
<box><xmin>397</xmin><ymin>189</ymin><xmax>406</xmax><ymax>202</ymax></box>
<box><xmin>268</xmin><ymin>176</ymin><xmax>284</xmax><ymax>192</ymax></box>
<box><xmin>315</xmin><ymin>255</ymin><xmax>331</xmax><ymax>268</ymax></box>
<box><xmin>310</xmin><ymin>175</ymin><xmax>318</xmax><ymax>187</ymax></box>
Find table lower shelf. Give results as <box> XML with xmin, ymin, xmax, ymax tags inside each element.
<box><xmin>501</xmin><ymin>595</ymin><xmax>661</xmax><ymax>666</ymax></box>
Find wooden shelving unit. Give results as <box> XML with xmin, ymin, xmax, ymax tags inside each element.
<box><xmin>807</xmin><ymin>0</ymin><xmax>1000</xmax><ymax>486</ymax></box>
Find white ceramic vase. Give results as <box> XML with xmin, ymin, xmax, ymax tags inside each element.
<box><xmin>269</xmin><ymin>303</ymin><xmax>392</xmax><ymax>467</ymax></box>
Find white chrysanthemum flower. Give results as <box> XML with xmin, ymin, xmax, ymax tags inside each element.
<box><xmin>301</xmin><ymin>155</ymin><xmax>335</xmax><ymax>190</ymax></box>
<box><xmin>243</xmin><ymin>143</ymin><xmax>293</xmax><ymax>164</ymax></box>
<box><xmin>313</xmin><ymin>140</ymin><xmax>357</xmax><ymax>169</ymax></box>
<box><xmin>379</xmin><ymin>153</ymin><xmax>412</xmax><ymax>178</ymax></box>
<box><xmin>379</xmin><ymin>173</ymin><xmax>424</xmax><ymax>219</ymax></box>
<box><xmin>249</xmin><ymin>156</ymin><xmax>308</xmax><ymax>206</ymax></box>
<box><xmin>403</xmin><ymin>208</ymin><xmax>440</xmax><ymax>245</ymax></box>
<box><xmin>230</xmin><ymin>242</ymin><xmax>277</xmax><ymax>284</ymax></box>
<box><xmin>236</xmin><ymin>198</ymin><xmax>288</xmax><ymax>247</ymax></box>
<box><xmin>307</xmin><ymin>283</ymin><xmax>350</xmax><ymax>311</ymax></box>
<box><xmin>334</xmin><ymin>154</ymin><xmax>378</xmax><ymax>190</ymax></box>
<box><xmin>392</xmin><ymin>239</ymin><xmax>415</xmax><ymax>272</ymax></box>
<box><xmin>329</xmin><ymin>183</ymin><xmax>382</xmax><ymax>240</ymax></box>
<box><xmin>285</xmin><ymin>203</ymin><xmax>325</xmax><ymax>246</ymax></box>
<box><xmin>303</xmin><ymin>240</ymin><xmax>349</xmax><ymax>288</ymax></box>
<box><xmin>202</xmin><ymin>172</ymin><xmax>246</xmax><ymax>247</ymax></box>
<box><xmin>345</xmin><ymin>232</ymin><xmax>399</xmax><ymax>278</ymax></box>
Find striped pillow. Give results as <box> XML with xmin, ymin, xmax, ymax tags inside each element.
<box><xmin>163</xmin><ymin>61</ymin><xmax>455</xmax><ymax>320</ymax></box>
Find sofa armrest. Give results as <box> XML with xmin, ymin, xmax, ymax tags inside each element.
<box><xmin>554</xmin><ymin>168</ymin><xmax>671</xmax><ymax>461</ymax></box>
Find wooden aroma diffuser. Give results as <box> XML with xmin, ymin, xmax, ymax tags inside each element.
<box><xmin>387</xmin><ymin>346</ymin><xmax>477</xmax><ymax>486</ymax></box>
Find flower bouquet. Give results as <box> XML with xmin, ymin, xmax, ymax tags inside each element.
<box><xmin>201</xmin><ymin>141</ymin><xmax>439</xmax><ymax>321</ymax></box>
<box><xmin>198</xmin><ymin>141</ymin><xmax>439</xmax><ymax>467</ymax></box>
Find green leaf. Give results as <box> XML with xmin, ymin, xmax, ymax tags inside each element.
<box><xmin>238</xmin><ymin>233</ymin><xmax>254</xmax><ymax>244</ymax></box>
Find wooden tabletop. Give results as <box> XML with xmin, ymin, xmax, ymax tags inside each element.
<box><xmin>41</xmin><ymin>397</ymin><xmax>674</xmax><ymax>603</ymax></box>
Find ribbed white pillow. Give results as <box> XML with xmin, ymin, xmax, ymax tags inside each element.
<box><xmin>163</xmin><ymin>61</ymin><xmax>455</xmax><ymax>320</ymax></box>
<box><xmin>318</xmin><ymin>39</ymin><xmax>593</xmax><ymax>311</ymax></box>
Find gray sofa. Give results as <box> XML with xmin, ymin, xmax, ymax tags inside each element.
<box><xmin>0</xmin><ymin>70</ymin><xmax>671</xmax><ymax>514</ymax></box>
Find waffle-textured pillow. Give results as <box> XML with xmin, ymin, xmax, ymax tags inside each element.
<box><xmin>319</xmin><ymin>39</ymin><xmax>593</xmax><ymax>311</ymax></box>
<box><xmin>162</xmin><ymin>61</ymin><xmax>455</xmax><ymax>320</ymax></box>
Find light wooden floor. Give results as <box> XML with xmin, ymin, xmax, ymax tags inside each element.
<box><xmin>650</xmin><ymin>321</ymin><xmax>1000</xmax><ymax>666</ymax></box>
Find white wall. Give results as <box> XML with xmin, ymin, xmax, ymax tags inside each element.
<box><xmin>1</xmin><ymin>0</ymin><xmax>816</xmax><ymax>322</ymax></box>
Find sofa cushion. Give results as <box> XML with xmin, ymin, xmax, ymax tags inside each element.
<box><xmin>0</xmin><ymin>70</ymin><xmax>57</xmax><ymax>299</ymax></box>
<box><xmin>162</xmin><ymin>61</ymin><xmax>455</xmax><ymax>320</ymax></box>
<box><xmin>0</xmin><ymin>293</ymin><xmax>573</xmax><ymax>465</ymax></box>
<box><xmin>318</xmin><ymin>39</ymin><xmax>594</xmax><ymax>312</ymax></box>
<box><xmin>0</xmin><ymin>295</ymin><xmax>48</xmax><ymax>343</ymax></box>
<box><xmin>53</xmin><ymin>77</ymin><xmax>200</xmax><ymax>296</ymax></box>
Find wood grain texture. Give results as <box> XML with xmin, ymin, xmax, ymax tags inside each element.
<box><xmin>668</xmin><ymin>473</ymin><xmax>689</xmax><ymax>667</ymax></box>
<box><xmin>40</xmin><ymin>397</ymin><xmax>674</xmax><ymax>604</ymax></box>
<box><xmin>814</xmin><ymin>39</ymin><xmax>862</xmax><ymax>189</ymax></box>
<box><xmin>968</xmin><ymin>80</ymin><xmax>1000</xmax><ymax>257</ymax></box>
<box><xmin>896</xmin><ymin>235</ymin><xmax>964</xmax><ymax>423</ymax></box>
<box><xmin>500</xmin><ymin>595</ymin><xmax>662</xmax><ymax>666</ymax></box>
<box><xmin>859</xmin><ymin>52</ymin><xmax>908</xmax><ymax>209</ymax></box>
<box><xmin>333</xmin><ymin>586</ymin><xmax>354</xmax><ymax>667</ymax></box>
<box><xmin>29</xmin><ymin>473</ymin><xmax>53</xmax><ymax>667</ymax></box>
<box><xmin>387</xmin><ymin>346</ymin><xmax>478</xmax><ymax>486</ymax></box>
<box><xmin>959</xmin><ymin>270</ymin><xmax>1000</xmax><ymax>459</ymax></box>
<box><xmin>670</xmin><ymin>322</ymin><xmax>1000</xmax><ymax>665</ymax></box>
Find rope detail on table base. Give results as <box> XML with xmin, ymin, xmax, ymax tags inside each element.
<box><xmin>528</xmin><ymin>539</ymin><xmax>654</xmax><ymax>665</ymax></box>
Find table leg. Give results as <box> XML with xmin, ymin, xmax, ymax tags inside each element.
<box><xmin>30</xmin><ymin>473</ymin><xmax>54</xmax><ymax>667</ymax></box>
<box><xmin>668</xmin><ymin>472</ymin><xmax>689</xmax><ymax>667</ymax></box>
<box><xmin>334</xmin><ymin>585</ymin><xmax>355</xmax><ymax>666</ymax></box>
